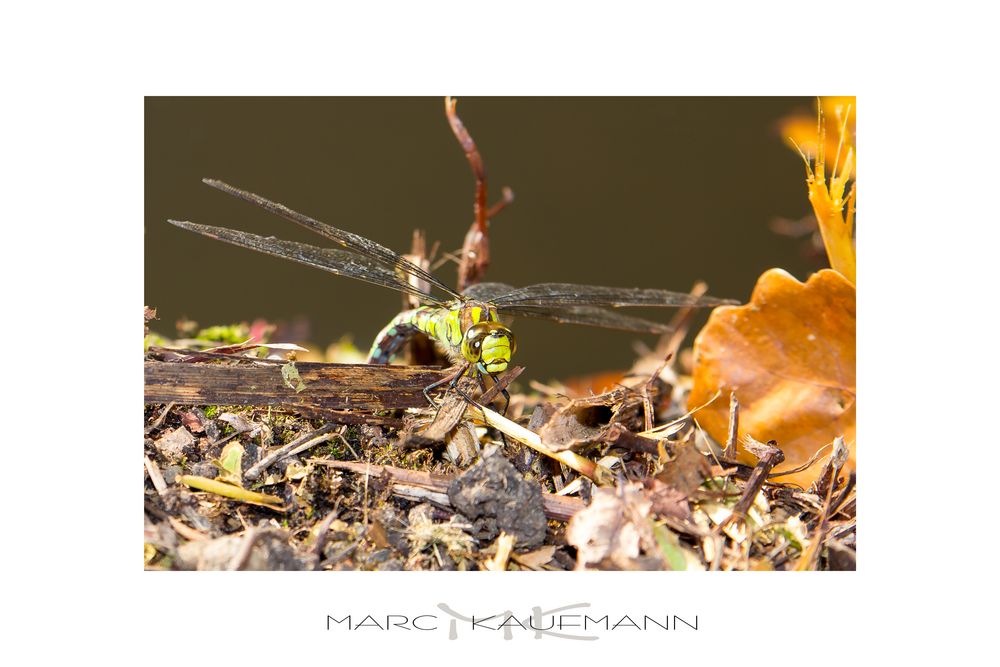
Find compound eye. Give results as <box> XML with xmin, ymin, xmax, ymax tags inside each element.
<box><xmin>462</xmin><ymin>323</ymin><xmax>490</xmax><ymax>362</ymax></box>
<box><xmin>506</xmin><ymin>331</ymin><xmax>517</xmax><ymax>356</ymax></box>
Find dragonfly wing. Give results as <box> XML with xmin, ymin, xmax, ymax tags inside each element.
<box><xmin>497</xmin><ymin>304</ymin><xmax>674</xmax><ymax>334</ymax></box>
<box><xmin>467</xmin><ymin>282</ymin><xmax>674</xmax><ymax>333</ymax></box>
<box><xmin>461</xmin><ymin>282</ymin><xmax>519</xmax><ymax>302</ymax></box>
<box><xmin>202</xmin><ymin>179</ymin><xmax>463</xmax><ymax>301</ymax></box>
<box><xmin>488</xmin><ymin>282</ymin><xmax>737</xmax><ymax>308</ymax></box>
<box><xmin>168</xmin><ymin>220</ymin><xmax>447</xmax><ymax>304</ymax></box>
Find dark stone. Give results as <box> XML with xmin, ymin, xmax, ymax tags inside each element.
<box><xmin>162</xmin><ymin>465</ymin><xmax>183</xmax><ymax>485</ymax></box>
<box><xmin>204</xmin><ymin>419</ymin><xmax>222</xmax><ymax>443</ymax></box>
<box><xmin>447</xmin><ymin>453</ymin><xmax>547</xmax><ymax>549</ymax></box>
<box><xmin>826</xmin><ymin>541</ymin><xmax>857</xmax><ymax>571</ymax></box>
<box><xmin>190</xmin><ymin>462</ymin><xmax>218</xmax><ymax>479</ymax></box>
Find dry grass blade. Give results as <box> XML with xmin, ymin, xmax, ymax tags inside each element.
<box><xmin>472</xmin><ymin>402</ymin><xmax>613</xmax><ymax>486</ymax></box>
<box><xmin>144</xmin><ymin>455</ymin><xmax>168</xmax><ymax>496</ymax></box>
<box><xmin>177</xmin><ymin>475</ymin><xmax>285</xmax><ymax>511</ymax></box>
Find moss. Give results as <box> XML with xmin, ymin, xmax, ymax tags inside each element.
<box><xmin>196</xmin><ymin>323</ymin><xmax>251</xmax><ymax>345</ymax></box>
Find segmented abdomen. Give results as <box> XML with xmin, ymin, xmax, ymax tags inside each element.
<box><xmin>367</xmin><ymin>306</ymin><xmax>461</xmax><ymax>364</ymax></box>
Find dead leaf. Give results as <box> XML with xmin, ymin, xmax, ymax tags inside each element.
<box><xmin>217</xmin><ymin>412</ymin><xmax>253</xmax><ymax>434</ymax></box>
<box><xmin>512</xmin><ymin>545</ymin><xmax>557</xmax><ymax>569</ymax></box>
<box><xmin>529</xmin><ymin>389</ymin><xmax>631</xmax><ymax>452</ymax></box>
<box><xmin>565</xmin><ymin>484</ymin><xmax>650</xmax><ymax>569</ymax></box>
<box><xmin>536</xmin><ymin>406</ymin><xmax>605</xmax><ymax>451</ymax></box>
<box><xmin>688</xmin><ymin>268</ymin><xmax>855</xmax><ymax>486</ymax></box>
<box><xmin>655</xmin><ymin>439</ymin><xmax>711</xmax><ymax>496</ymax></box>
<box><xmin>180</xmin><ymin>409</ymin><xmax>206</xmax><ymax>433</ymax></box>
<box><xmin>175</xmin><ymin>531</ymin><xmax>308</xmax><ymax>571</ymax></box>
<box><xmin>643</xmin><ymin>478</ymin><xmax>692</xmax><ymax>522</ymax></box>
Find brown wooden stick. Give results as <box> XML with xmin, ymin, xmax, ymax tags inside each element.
<box><xmin>722</xmin><ymin>438</ymin><xmax>785</xmax><ymax>531</ymax></box>
<box><xmin>829</xmin><ymin>471</ymin><xmax>856</xmax><ymax>517</ymax></box>
<box><xmin>478</xmin><ymin>365</ymin><xmax>524</xmax><ymax>405</ymax></box>
<box><xmin>244</xmin><ymin>424</ymin><xmax>340</xmax><ymax>482</ymax></box>
<box><xmin>144</xmin><ymin>401</ymin><xmax>175</xmax><ymax>434</ymax></box>
<box><xmin>417</xmin><ymin>374</ymin><xmax>478</xmax><ymax>443</ymax></box>
<box><xmin>311</xmin><ymin>502</ymin><xmax>343</xmax><ymax>563</ymax></box>
<box><xmin>144</xmin><ymin>360</ymin><xmax>451</xmax><ymax>412</ymax></box>
<box><xmin>723</xmin><ymin>392</ymin><xmax>739</xmax><ymax>460</ymax></box>
<box><xmin>809</xmin><ymin>436</ymin><xmax>850</xmax><ymax>498</ymax></box>
<box><xmin>602</xmin><ymin>422</ymin><xmax>660</xmax><ymax>456</ymax></box>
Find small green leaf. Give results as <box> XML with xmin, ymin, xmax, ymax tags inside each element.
<box><xmin>281</xmin><ymin>361</ymin><xmax>306</xmax><ymax>393</ymax></box>
<box><xmin>215</xmin><ymin>440</ymin><xmax>244</xmax><ymax>485</ymax></box>
<box><xmin>652</xmin><ymin>522</ymin><xmax>688</xmax><ymax>571</ymax></box>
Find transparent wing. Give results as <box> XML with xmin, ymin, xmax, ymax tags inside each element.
<box><xmin>487</xmin><ymin>282</ymin><xmax>737</xmax><ymax>308</ymax></box>
<box><xmin>497</xmin><ymin>304</ymin><xmax>675</xmax><ymax>334</ymax></box>
<box><xmin>463</xmin><ymin>282</ymin><xmax>674</xmax><ymax>333</ymax></box>
<box><xmin>168</xmin><ymin>220</ymin><xmax>449</xmax><ymax>305</ymax></box>
<box><xmin>202</xmin><ymin>179</ymin><xmax>463</xmax><ymax>301</ymax></box>
<box><xmin>461</xmin><ymin>282</ymin><xmax>519</xmax><ymax>302</ymax></box>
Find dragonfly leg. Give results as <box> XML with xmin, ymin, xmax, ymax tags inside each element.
<box><xmin>422</xmin><ymin>376</ymin><xmax>447</xmax><ymax>408</ymax></box>
<box><xmin>422</xmin><ymin>363</ymin><xmax>468</xmax><ymax>408</ymax></box>
<box><xmin>476</xmin><ymin>373</ymin><xmax>510</xmax><ymax>448</ymax></box>
<box><xmin>487</xmin><ymin>372</ymin><xmax>511</xmax><ymax>419</ymax></box>
<box><xmin>453</xmin><ymin>379</ymin><xmax>505</xmax><ymax>449</ymax></box>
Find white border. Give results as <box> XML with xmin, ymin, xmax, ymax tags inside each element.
<box><xmin>4</xmin><ymin>1</ymin><xmax>994</xmax><ymax>663</ymax></box>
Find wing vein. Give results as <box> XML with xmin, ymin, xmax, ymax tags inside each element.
<box><xmin>202</xmin><ymin>179</ymin><xmax>462</xmax><ymax>301</ymax></box>
<box><xmin>167</xmin><ymin>221</ymin><xmax>448</xmax><ymax>305</ymax></box>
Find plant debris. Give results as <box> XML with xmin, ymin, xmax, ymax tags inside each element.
<box><xmin>144</xmin><ymin>333</ymin><xmax>856</xmax><ymax>570</ymax></box>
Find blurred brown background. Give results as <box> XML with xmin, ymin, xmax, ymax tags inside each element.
<box><xmin>145</xmin><ymin>97</ymin><xmax>819</xmax><ymax>380</ymax></box>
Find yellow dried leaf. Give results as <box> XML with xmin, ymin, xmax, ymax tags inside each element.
<box><xmin>688</xmin><ymin>268</ymin><xmax>855</xmax><ymax>486</ymax></box>
<box><xmin>784</xmin><ymin>97</ymin><xmax>857</xmax><ymax>283</ymax></box>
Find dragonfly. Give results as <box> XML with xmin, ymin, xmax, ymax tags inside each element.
<box><xmin>169</xmin><ymin>178</ymin><xmax>736</xmax><ymax>414</ymax></box>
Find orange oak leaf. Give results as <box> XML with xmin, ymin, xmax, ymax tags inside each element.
<box><xmin>688</xmin><ymin>268</ymin><xmax>855</xmax><ymax>486</ymax></box>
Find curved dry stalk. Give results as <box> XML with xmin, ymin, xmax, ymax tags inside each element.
<box><xmin>469</xmin><ymin>402</ymin><xmax>614</xmax><ymax>486</ymax></box>
<box><xmin>177</xmin><ymin>475</ymin><xmax>285</xmax><ymax>510</ymax></box>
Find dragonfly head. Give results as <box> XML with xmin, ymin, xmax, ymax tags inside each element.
<box><xmin>461</xmin><ymin>322</ymin><xmax>516</xmax><ymax>375</ymax></box>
